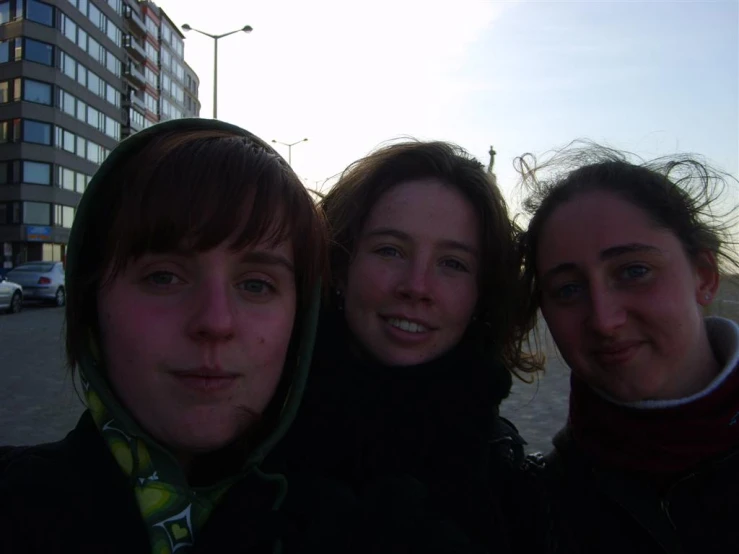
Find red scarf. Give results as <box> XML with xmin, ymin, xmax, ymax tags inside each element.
<box><xmin>569</xmin><ymin>365</ymin><xmax>739</xmax><ymax>479</ymax></box>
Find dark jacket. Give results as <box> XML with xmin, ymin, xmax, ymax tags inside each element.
<box><xmin>0</xmin><ymin>412</ymin><xmax>302</xmax><ymax>554</ymax></box>
<box><xmin>524</xmin><ymin>427</ymin><xmax>739</xmax><ymax>554</ymax></box>
<box><xmin>272</xmin><ymin>309</ymin><xmax>526</xmax><ymax>553</ymax></box>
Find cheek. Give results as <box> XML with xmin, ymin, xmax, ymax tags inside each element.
<box><xmin>345</xmin><ymin>258</ymin><xmax>394</xmax><ymax>307</ymax></box>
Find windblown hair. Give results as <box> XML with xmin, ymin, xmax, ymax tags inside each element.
<box><xmin>516</xmin><ymin>139</ymin><xmax>739</xmax><ymax>333</ymax></box>
<box><xmin>321</xmin><ymin>139</ymin><xmax>544</xmax><ymax>377</ymax></box>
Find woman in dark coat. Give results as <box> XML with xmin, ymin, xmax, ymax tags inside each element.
<box><xmin>273</xmin><ymin>140</ymin><xmax>543</xmax><ymax>553</ymax></box>
<box><xmin>0</xmin><ymin>119</ymin><xmax>330</xmax><ymax>554</ymax></box>
<box><xmin>514</xmin><ymin>144</ymin><xmax>739</xmax><ymax>554</ymax></box>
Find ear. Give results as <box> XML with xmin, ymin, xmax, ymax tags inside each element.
<box><xmin>694</xmin><ymin>250</ymin><xmax>720</xmax><ymax>307</ymax></box>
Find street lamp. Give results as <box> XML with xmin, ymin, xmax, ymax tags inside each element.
<box><xmin>271</xmin><ymin>138</ymin><xmax>308</xmax><ymax>165</ymax></box>
<box><xmin>181</xmin><ymin>23</ymin><xmax>253</xmax><ymax>119</ymax></box>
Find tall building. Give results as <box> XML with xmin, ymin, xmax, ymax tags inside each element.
<box><xmin>0</xmin><ymin>0</ymin><xmax>199</xmax><ymax>268</ymax></box>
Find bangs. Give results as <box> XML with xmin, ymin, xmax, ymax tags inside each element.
<box><xmin>107</xmin><ymin>134</ymin><xmax>293</xmax><ymax>271</ymax></box>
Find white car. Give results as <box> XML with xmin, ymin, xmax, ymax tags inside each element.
<box><xmin>0</xmin><ymin>274</ymin><xmax>23</xmax><ymax>314</ymax></box>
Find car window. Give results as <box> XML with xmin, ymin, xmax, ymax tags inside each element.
<box><xmin>11</xmin><ymin>263</ymin><xmax>55</xmax><ymax>272</ymax></box>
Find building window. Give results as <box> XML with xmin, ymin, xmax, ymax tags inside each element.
<box><xmin>23</xmin><ymin>201</ymin><xmax>50</xmax><ymax>225</ymax></box>
<box><xmin>0</xmin><ymin>161</ymin><xmax>7</xmax><ymax>184</ymax></box>
<box><xmin>23</xmin><ymin>119</ymin><xmax>51</xmax><ymax>145</ymax></box>
<box><xmin>23</xmin><ymin>160</ymin><xmax>51</xmax><ymax>185</ymax></box>
<box><xmin>24</xmin><ymin>38</ymin><xmax>53</xmax><ymax>66</ymax></box>
<box><xmin>23</xmin><ymin>79</ymin><xmax>52</xmax><ymax>105</ymax></box>
<box><xmin>58</xmin><ymin>205</ymin><xmax>74</xmax><ymax>228</ymax></box>
<box><xmin>61</xmin><ymin>13</ymin><xmax>76</xmax><ymax>42</ymax></box>
<box><xmin>60</xmin><ymin>167</ymin><xmax>74</xmax><ymax>190</ymax></box>
<box><xmin>0</xmin><ymin>39</ymin><xmax>8</xmax><ymax>62</ymax></box>
<box><xmin>27</xmin><ymin>0</ymin><xmax>54</xmax><ymax>27</ymax></box>
<box><xmin>62</xmin><ymin>129</ymin><xmax>74</xmax><ymax>152</ymax></box>
<box><xmin>0</xmin><ymin>2</ymin><xmax>9</xmax><ymax>24</ymax></box>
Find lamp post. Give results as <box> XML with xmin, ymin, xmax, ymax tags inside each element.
<box><xmin>181</xmin><ymin>23</ymin><xmax>253</xmax><ymax>119</ymax></box>
<box><xmin>271</xmin><ymin>138</ymin><xmax>308</xmax><ymax>165</ymax></box>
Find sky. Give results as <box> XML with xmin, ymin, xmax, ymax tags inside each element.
<box><xmin>151</xmin><ymin>0</ymin><xmax>739</xmax><ymax>207</ymax></box>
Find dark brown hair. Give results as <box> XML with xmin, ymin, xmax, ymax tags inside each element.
<box><xmin>65</xmin><ymin>129</ymin><xmax>327</xmax><ymax>371</ymax></box>
<box><xmin>321</xmin><ymin>139</ymin><xmax>543</xmax><ymax>377</ymax></box>
<box><xmin>516</xmin><ymin>140</ymin><xmax>739</xmax><ymax>331</ymax></box>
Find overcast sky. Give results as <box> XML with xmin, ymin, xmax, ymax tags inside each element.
<box><xmin>152</xmin><ymin>0</ymin><xmax>738</xmax><ymax>205</ymax></box>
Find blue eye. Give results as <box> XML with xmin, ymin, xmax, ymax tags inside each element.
<box><xmin>375</xmin><ymin>246</ymin><xmax>401</xmax><ymax>258</ymax></box>
<box><xmin>239</xmin><ymin>279</ymin><xmax>274</xmax><ymax>295</ymax></box>
<box><xmin>146</xmin><ymin>271</ymin><xmax>180</xmax><ymax>286</ymax></box>
<box><xmin>622</xmin><ymin>265</ymin><xmax>650</xmax><ymax>280</ymax></box>
<box><xmin>440</xmin><ymin>258</ymin><xmax>469</xmax><ymax>272</ymax></box>
<box><xmin>554</xmin><ymin>283</ymin><xmax>583</xmax><ymax>300</ymax></box>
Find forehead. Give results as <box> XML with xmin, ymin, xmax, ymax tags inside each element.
<box><xmin>363</xmin><ymin>178</ymin><xmax>479</xmax><ymax>243</ymax></box>
<box><xmin>536</xmin><ymin>190</ymin><xmax>679</xmax><ymax>270</ymax></box>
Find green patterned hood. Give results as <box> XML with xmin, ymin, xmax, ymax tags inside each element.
<box><xmin>65</xmin><ymin>119</ymin><xmax>321</xmax><ymax>553</ymax></box>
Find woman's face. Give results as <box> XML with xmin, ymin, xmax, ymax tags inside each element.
<box><xmin>342</xmin><ymin>179</ymin><xmax>480</xmax><ymax>366</ymax></box>
<box><xmin>97</xmin><ymin>237</ymin><xmax>297</xmax><ymax>458</ymax></box>
<box><xmin>536</xmin><ymin>190</ymin><xmax>720</xmax><ymax>402</ymax></box>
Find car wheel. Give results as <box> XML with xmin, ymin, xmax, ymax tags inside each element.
<box><xmin>55</xmin><ymin>287</ymin><xmax>65</xmax><ymax>307</ymax></box>
<box><xmin>9</xmin><ymin>291</ymin><xmax>22</xmax><ymax>314</ymax></box>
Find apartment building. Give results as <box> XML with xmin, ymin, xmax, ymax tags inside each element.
<box><xmin>0</xmin><ymin>0</ymin><xmax>199</xmax><ymax>268</ymax></box>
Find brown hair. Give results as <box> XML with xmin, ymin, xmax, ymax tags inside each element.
<box><xmin>65</xmin><ymin>128</ymin><xmax>327</xmax><ymax>371</ymax></box>
<box><xmin>516</xmin><ymin>140</ymin><xmax>739</xmax><ymax>334</ymax></box>
<box><xmin>321</xmin><ymin>139</ymin><xmax>543</xmax><ymax>377</ymax></box>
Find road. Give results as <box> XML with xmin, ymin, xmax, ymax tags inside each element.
<box><xmin>4</xmin><ymin>297</ymin><xmax>736</xmax><ymax>453</ymax></box>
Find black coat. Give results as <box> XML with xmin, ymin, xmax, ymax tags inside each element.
<box><xmin>510</xmin><ymin>427</ymin><xmax>739</xmax><ymax>554</ymax></box>
<box><xmin>272</xmin><ymin>310</ymin><xmax>526</xmax><ymax>553</ymax></box>
<box><xmin>0</xmin><ymin>412</ymin><xmax>497</xmax><ymax>554</ymax></box>
<box><xmin>0</xmin><ymin>412</ymin><xmax>311</xmax><ymax>554</ymax></box>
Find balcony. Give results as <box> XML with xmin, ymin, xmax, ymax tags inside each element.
<box><xmin>124</xmin><ymin>89</ymin><xmax>146</xmax><ymax>111</ymax></box>
<box><xmin>124</xmin><ymin>63</ymin><xmax>145</xmax><ymax>88</ymax></box>
<box><xmin>124</xmin><ymin>35</ymin><xmax>146</xmax><ymax>63</ymax></box>
<box><xmin>124</xmin><ymin>6</ymin><xmax>146</xmax><ymax>36</ymax></box>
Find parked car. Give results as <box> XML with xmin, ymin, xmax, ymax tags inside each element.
<box><xmin>5</xmin><ymin>262</ymin><xmax>65</xmax><ymax>307</ymax></box>
<box><xmin>0</xmin><ymin>274</ymin><xmax>23</xmax><ymax>314</ymax></box>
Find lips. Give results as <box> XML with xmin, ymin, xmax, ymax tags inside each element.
<box><xmin>170</xmin><ymin>367</ymin><xmax>240</xmax><ymax>393</ymax></box>
<box><xmin>591</xmin><ymin>341</ymin><xmax>643</xmax><ymax>366</ymax></box>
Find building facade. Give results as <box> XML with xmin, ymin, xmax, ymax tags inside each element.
<box><xmin>0</xmin><ymin>0</ymin><xmax>199</xmax><ymax>269</ymax></box>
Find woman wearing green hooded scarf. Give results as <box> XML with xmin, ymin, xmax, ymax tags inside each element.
<box><xmin>0</xmin><ymin>119</ymin><xmax>329</xmax><ymax>553</ymax></box>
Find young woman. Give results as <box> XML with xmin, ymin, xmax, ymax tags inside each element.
<box><xmin>275</xmin><ymin>140</ymin><xmax>542</xmax><ymax>552</ymax></box>
<box><xmin>516</xmin><ymin>144</ymin><xmax>739</xmax><ymax>553</ymax></box>
<box><xmin>0</xmin><ymin>119</ymin><xmax>328</xmax><ymax>553</ymax></box>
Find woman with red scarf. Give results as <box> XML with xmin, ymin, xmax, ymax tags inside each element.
<box><xmin>513</xmin><ymin>143</ymin><xmax>739</xmax><ymax>554</ymax></box>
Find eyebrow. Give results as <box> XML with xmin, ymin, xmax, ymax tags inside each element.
<box><xmin>239</xmin><ymin>250</ymin><xmax>295</xmax><ymax>273</ymax></box>
<box><xmin>362</xmin><ymin>227</ymin><xmax>478</xmax><ymax>256</ymax></box>
<box><xmin>542</xmin><ymin>243</ymin><xmax>663</xmax><ymax>281</ymax></box>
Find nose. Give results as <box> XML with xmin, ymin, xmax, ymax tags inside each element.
<box><xmin>586</xmin><ymin>284</ymin><xmax>626</xmax><ymax>336</ymax></box>
<box><xmin>187</xmin><ymin>279</ymin><xmax>236</xmax><ymax>342</ymax></box>
<box><xmin>395</xmin><ymin>259</ymin><xmax>433</xmax><ymax>302</ymax></box>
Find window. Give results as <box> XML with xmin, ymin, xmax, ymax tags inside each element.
<box><xmin>23</xmin><ymin>161</ymin><xmax>50</xmax><ymax>185</ymax></box>
<box><xmin>62</xmin><ymin>14</ymin><xmax>76</xmax><ymax>42</ymax></box>
<box><xmin>145</xmin><ymin>16</ymin><xmax>157</xmax><ymax>36</ymax></box>
<box><xmin>0</xmin><ymin>39</ymin><xmax>8</xmax><ymax>63</ymax></box>
<box><xmin>23</xmin><ymin>120</ymin><xmax>51</xmax><ymax>145</ymax></box>
<box><xmin>145</xmin><ymin>92</ymin><xmax>157</xmax><ymax>113</ymax></box>
<box><xmin>0</xmin><ymin>121</ymin><xmax>7</xmax><ymax>143</ymax></box>
<box><xmin>75</xmin><ymin>172</ymin><xmax>85</xmax><ymax>192</ymax></box>
<box><xmin>61</xmin><ymin>90</ymin><xmax>75</xmax><ymax>115</ymax></box>
<box><xmin>61</xmin><ymin>51</ymin><xmax>76</xmax><ymax>79</ymax></box>
<box><xmin>23</xmin><ymin>79</ymin><xmax>51</xmax><ymax>105</ymax></box>
<box><xmin>106</xmin><ymin>83</ymin><xmax>118</xmax><ymax>107</ymax></box>
<box><xmin>25</xmin><ymin>38</ymin><xmax>53</xmax><ymax>66</ymax></box>
<box><xmin>76</xmin><ymin>64</ymin><xmax>87</xmax><ymax>87</ymax></box>
<box><xmin>0</xmin><ymin>81</ymin><xmax>7</xmax><ymax>103</ymax></box>
<box><xmin>0</xmin><ymin>2</ymin><xmax>9</xmax><ymax>24</ymax></box>
<box><xmin>62</xmin><ymin>129</ymin><xmax>74</xmax><ymax>152</ymax></box>
<box><xmin>76</xmin><ymin>135</ymin><xmax>85</xmax><ymax>157</ymax></box>
<box><xmin>24</xmin><ymin>202</ymin><xmax>50</xmax><ymax>225</ymax></box>
<box><xmin>77</xmin><ymin>28</ymin><xmax>87</xmax><ymax>50</ymax></box>
<box><xmin>61</xmin><ymin>167</ymin><xmax>74</xmax><ymax>190</ymax></box>
<box><xmin>106</xmin><ymin>20</ymin><xmax>120</xmax><ymax>46</ymax></box>
<box><xmin>59</xmin><ymin>205</ymin><xmax>74</xmax><ymax>228</ymax></box>
<box><xmin>27</xmin><ymin>0</ymin><xmax>53</xmax><ymax>26</ymax></box>
<box><xmin>88</xmin><ymin>2</ymin><xmax>101</xmax><ymax>28</ymax></box>
<box><xmin>0</xmin><ymin>162</ymin><xmax>7</xmax><ymax>184</ymax></box>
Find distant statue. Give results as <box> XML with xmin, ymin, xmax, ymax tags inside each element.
<box><xmin>487</xmin><ymin>146</ymin><xmax>496</xmax><ymax>174</ymax></box>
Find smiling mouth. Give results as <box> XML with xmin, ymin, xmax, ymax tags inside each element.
<box><xmin>386</xmin><ymin>318</ymin><xmax>430</xmax><ymax>333</ymax></box>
